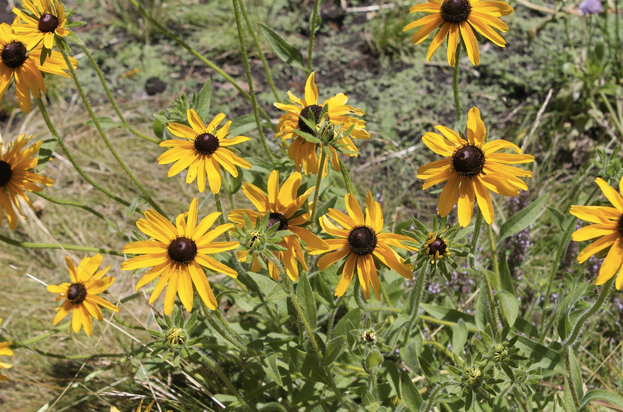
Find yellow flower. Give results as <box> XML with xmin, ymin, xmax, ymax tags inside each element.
<box><xmin>311</xmin><ymin>191</ymin><xmax>415</xmax><ymax>299</ymax></box>
<box><xmin>275</xmin><ymin>72</ymin><xmax>369</xmax><ymax>175</ymax></box>
<box><xmin>0</xmin><ymin>134</ymin><xmax>54</xmax><ymax>229</ymax></box>
<box><xmin>0</xmin><ymin>23</ymin><xmax>77</xmax><ymax>113</ymax></box>
<box><xmin>229</xmin><ymin>170</ymin><xmax>329</xmax><ymax>281</ymax></box>
<box><xmin>417</xmin><ymin>107</ymin><xmax>534</xmax><ymax>227</ymax></box>
<box><xmin>424</xmin><ymin>226</ymin><xmax>451</xmax><ymax>264</ymax></box>
<box><xmin>404</xmin><ymin>0</ymin><xmax>514</xmax><ymax>66</ymax></box>
<box><xmin>0</xmin><ymin>318</ymin><xmax>13</xmax><ymax>381</ymax></box>
<box><xmin>12</xmin><ymin>0</ymin><xmax>70</xmax><ymax>49</ymax></box>
<box><xmin>159</xmin><ymin>109</ymin><xmax>252</xmax><ymax>194</ymax></box>
<box><xmin>122</xmin><ymin>198</ymin><xmax>240</xmax><ymax>314</ymax></box>
<box><xmin>47</xmin><ymin>254</ymin><xmax>119</xmax><ymax>336</ymax></box>
<box><xmin>571</xmin><ymin>177</ymin><xmax>623</xmax><ymax>290</ymax></box>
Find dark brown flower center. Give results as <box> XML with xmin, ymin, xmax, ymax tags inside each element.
<box><xmin>67</xmin><ymin>283</ymin><xmax>87</xmax><ymax>304</ymax></box>
<box><xmin>38</xmin><ymin>13</ymin><xmax>59</xmax><ymax>33</ymax></box>
<box><xmin>1</xmin><ymin>41</ymin><xmax>28</xmax><ymax>69</ymax></box>
<box><xmin>441</xmin><ymin>0</ymin><xmax>472</xmax><ymax>23</ymax></box>
<box><xmin>428</xmin><ymin>238</ymin><xmax>447</xmax><ymax>256</ymax></box>
<box><xmin>619</xmin><ymin>215</ymin><xmax>623</xmax><ymax>236</ymax></box>
<box><xmin>453</xmin><ymin>145</ymin><xmax>485</xmax><ymax>177</ymax></box>
<box><xmin>348</xmin><ymin>226</ymin><xmax>377</xmax><ymax>255</ymax></box>
<box><xmin>268</xmin><ymin>212</ymin><xmax>288</xmax><ymax>231</ymax></box>
<box><xmin>0</xmin><ymin>160</ymin><xmax>12</xmax><ymax>187</ymax></box>
<box><xmin>298</xmin><ymin>104</ymin><xmax>326</xmax><ymax>136</ymax></box>
<box><xmin>194</xmin><ymin>133</ymin><xmax>219</xmax><ymax>155</ymax></box>
<box><xmin>168</xmin><ymin>237</ymin><xmax>198</xmax><ymax>264</ymax></box>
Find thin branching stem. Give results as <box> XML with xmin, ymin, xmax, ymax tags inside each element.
<box><xmin>58</xmin><ymin>39</ymin><xmax>166</xmax><ymax>217</ymax></box>
<box><xmin>309</xmin><ymin>149</ymin><xmax>327</xmax><ymax>230</ymax></box>
<box><xmin>307</xmin><ymin>0</ymin><xmax>322</xmax><ymax>71</ymax></box>
<box><xmin>79</xmin><ymin>44</ymin><xmax>159</xmax><ymax>143</ymax></box>
<box><xmin>232</xmin><ymin>0</ymin><xmax>275</xmax><ymax>163</ymax></box>
<box><xmin>0</xmin><ymin>233</ymin><xmax>123</xmax><ymax>256</ymax></box>
<box><xmin>35</xmin><ymin>192</ymin><xmax>105</xmax><ymax>220</ymax></box>
<box><xmin>403</xmin><ymin>264</ymin><xmax>428</xmax><ymax>344</ymax></box>
<box><xmin>36</xmin><ymin>98</ymin><xmax>132</xmax><ymax>208</ymax></box>
<box><xmin>453</xmin><ymin>46</ymin><xmax>462</xmax><ymax>121</ymax></box>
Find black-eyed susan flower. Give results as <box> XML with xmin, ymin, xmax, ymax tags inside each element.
<box><xmin>0</xmin><ymin>318</ymin><xmax>13</xmax><ymax>381</ymax></box>
<box><xmin>424</xmin><ymin>226</ymin><xmax>452</xmax><ymax>264</ymax></box>
<box><xmin>229</xmin><ymin>170</ymin><xmax>329</xmax><ymax>280</ymax></box>
<box><xmin>417</xmin><ymin>107</ymin><xmax>534</xmax><ymax>227</ymax></box>
<box><xmin>47</xmin><ymin>254</ymin><xmax>119</xmax><ymax>336</ymax></box>
<box><xmin>122</xmin><ymin>198</ymin><xmax>239</xmax><ymax>314</ymax></box>
<box><xmin>0</xmin><ymin>23</ymin><xmax>77</xmax><ymax>113</ymax></box>
<box><xmin>159</xmin><ymin>109</ymin><xmax>252</xmax><ymax>194</ymax></box>
<box><xmin>12</xmin><ymin>0</ymin><xmax>70</xmax><ymax>49</ymax></box>
<box><xmin>275</xmin><ymin>72</ymin><xmax>369</xmax><ymax>175</ymax></box>
<box><xmin>404</xmin><ymin>0</ymin><xmax>514</xmax><ymax>66</ymax></box>
<box><xmin>0</xmin><ymin>134</ymin><xmax>54</xmax><ymax>229</ymax></box>
<box><xmin>571</xmin><ymin>176</ymin><xmax>623</xmax><ymax>290</ymax></box>
<box><xmin>310</xmin><ymin>191</ymin><xmax>415</xmax><ymax>299</ymax></box>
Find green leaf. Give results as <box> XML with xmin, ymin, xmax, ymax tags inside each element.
<box><xmin>496</xmin><ymin>290</ymin><xmax>519</xmax><ymax>327</ymax></box>
<box><xmin>65</xmin><ymin>20</ymin><xmax>87</xmax><ymax>28</ymax></box>
<box><xmin>366</xmin><ymin>348</ymin><xmax>384</xmax><ymax>372</ymax></box>
<box><xmin>262</xmin><ymin>352</ymin><xmax>283</xmax><ymax>386</ymax></box>
<box><xmin>567</xmin><ymin>350</ymin><xmax>584</xmax><ymax>399</ymax></box>
<box><xmin>547</xmin><ymin>206</ymin><xmax>567</xmax><ymax>232</ymax></box>
<box><xmin>195</xmin><ymin>79</ymin><xmax>212</xmax><ymax>123</ymax></box>
<box><xmin>36</xmin><ymin>138</ymin><xmax>57</xmax><ymax>172</ymax></box>
<box><xmin>401</xmin><ymin>341</ymin><xmax>420</xmax><ymax>373</ymax></box>
<box><xmin>401</xmin><ymin>371</ymin><xmax>423</xmax><ymax>412</ymax></box>
<box><xmin>514</xmin><ymin>335</ymin><xmax>564</xmax><ymax>373</ymax></box>
<box><xmin>418</xmin><ymin>356</ymin><xmax>440</xmax><ymax>384</ymax></box>
<box><xmin>333</xmin><ymin>308</ymin><xmax>361</xmax><ymax>338</ymax></box>
<box><xmin>322</xmin><ymin>336</ymin><xmax>345</xmax><ymax>365</ymax></box>
<box><xmin>247</xmin><ymin>271</ymin><xmax>278</xmax><ymax>296</ymax></box>
<box><xmin>85</xmin><ymin>116</ymin><xmax>124</xmax><ymax>129</ymax></box>
<box><xmin>580</xmin><ymin>389</ymin><xmax>623</xmax><ymax>410</ymax></box>
<box><xmin>65</xmin><ymin>31</ymin><xmax>85</xmax><ymax>46</ymax></box>
<box><xmin>125</xmin><ymin>197</ymin><xmax>140</xmax><ymax>217</ymax></box>
<box><xmin>152</xmin><ymin>116</ymin><xmax>165</xmax><ymax>139</ymax></box>
<box><xmin>258</xmin><ymin>24</ymin><xmax>305</xmax><ymax>70</ymax></box>
<box><xmin>315</xmin><ymin>195</ymin><xmax>337</xmax><ymax>227</ymax></box>
<box><xmin>421</xmin><ymin>303</ymin><xmax>477</xmax><ymax>331</ymax></box>
<box><xmin>499</xmin><ymin>195</ymin><xmax>548</xmax><ymax>241</ymax></box>
<box><xmin>452</xmin><ymin>319</ymin><xmax>468</xmax><ymax>356</ymax></box>
<box><xmin>227</xmin><ymin>166</ymin><xmax>244</xmax><ymax>194</ymax></box>
<box><xmin>297</xmin><ymin>272</ymin><xmax>317</xmax><ymax>331</ymax></box>
<box><xmin>499</xmin><ymin>253</ymin><xmax>515</xmax><ymax>295</ymax></box>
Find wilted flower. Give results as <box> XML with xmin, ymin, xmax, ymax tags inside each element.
<box><xmin>579</xmin><ymin>0</ymin><xmax>603</xmax><ymax>15</ymax></box>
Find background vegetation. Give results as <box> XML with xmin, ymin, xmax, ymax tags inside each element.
<box><xmin>1</xmin><ymin>0</ymin><xmax>622</xmax><ymax>410</ymax></box>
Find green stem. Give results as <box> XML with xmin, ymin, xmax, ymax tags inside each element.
<box><xmin>58</xmin><ymin>40</ymin><xmax>166</xmax><ymax>217</ymax></box>
<box><xmin>539</xmin><ymin>185</ymin><xmax>601</xmax><ymax>339</ymax></box>
<box><xmin>79</xmin><ymin>44</ymin><xmax>159</xmax><ymax>144</ymax></box>
<box><xmin>307</xmin><ymin>0</ymin><xmax>322</xmax><ymax>71</ymax></box>
<box><xmin>326</xmin><ymin>295</ymin><xmax>344</xmax><ymax>340</ymax></box>
<box><xmin>379</xmin><ymin>282</ymin><xmax>394</xmax><ymax>308</ymax></box>
<box><xmin>36</xmin><ymin>98</ymin><xmax>131</xmax><ymax>208</ymax></box>
<box><xmin>564</xmin><ymin>276</ymin><xmax>614</xmax><ymax>347</ymax></box>
<box><xmin>232</xmin><ymin>0</ymin><xmax>275</xmax><ymax>164</ymax></box>
<box><xmin>127</xmin><ymin>0</ymin><xmax>276</xmax><ymax>131</ymax></box>
<box><xmin>353</xmin><ymin>277</ymin><xmax>402</xmax><ymax>313</ymax></box>
<box><xmin>309</xmin><ymin>149</ymin><xmax>327</xmax><ymax>230</ymax></box>
<box><xmin>0</xmin><ymin>233</ymin><xmax>123</xmax><ymax>256</ymax></box>
<box><xmin>453</xmin><ymin>46</ymin><xmax>462</xmax><ymax>121</ymax></box>
<box><xmin>483</xmin><ymin>269</ymin><xmax>500</xmax><ymax>335</ymax></box>
<box><xmin>403</xmin><ymin>264</ymin><xmax>428</xmax><ymax>344</ymax></box>
<box><xmin>35</xmin><ymin>192</ymin><xmax>105</xmax><ymax>220</ymax></box>
<box><xmin>238</xmin><ymin>0</ymin><xmax>281</xmax><ymax>103</ymax></box>
<box><xmin>271</xmin><ymin>255</ymin><xmax>356</xmax><ymax>412</ymax></box>
<box><xmin>423</xmin><ymin>383</ymin><xmax>449</xmax><ymax>412</ymax></box>
<box><xmin>199</xmin><ymin>300</ymin><xmax>258</xmax><ymax>355</ymax></box>
<box><xmin>371</xmin><ymin>372</ymin><xmax>381</xmax><ymax>406</ymax></box>
<box><xmin>194</xmin><ymin>346</ymin><xmax>256</xmax><ymax>412</ymax></box>
<box><xmin>487</xmin><ymin>223</ymin><xmax>500</xmax><ymax>288</ymax></box>
<box><xmin>339</xmin><ymin>158</ymin><xmax>357</xmax><ymax>195</ymax></box>
<box><xmin>469</xmin><ymin>207</ymin><xmax>483</xmax><ymax>269</ymax></box>
<box><xmin>564</xmin><ymin>347</ymin><xmax>581</xmax><ymax>409</ymax></box>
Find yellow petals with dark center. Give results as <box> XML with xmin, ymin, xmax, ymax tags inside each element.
<box><xmin>404</xmin><ymin>0</ymin><xmax>514</xmax><ymax>66</ymax></box>
<box><xmin>38</xmin><ymin>13</ymin><xmax>59</xmax><ymax>32</ymax></box>
<box><xmin>1</xmin><ymin>41</ymin><xmax>28</xmax><ymax>69</ymax></box>
<box><xmin>571</xmin><ymin>176</ymin><xmax>623</xmax><ymax>290</ymax></box>
<box><xmin>67</xmin><ymin>283</ymin><xmax>87</xmax><ymax>304</ymax></box>
<box><xmin>313</xmin><ymin>191</ymin><xmax>415</xmax><ymax>299</ymax></box>
<box><xmin>417</xmin><ymin>107</ymin><xmax>534</xmax><ymax>227</ymax></box>
<box><xmin>123</xmin><ymin>198</ymin><xmax>239</xmax><ymax>314</ymax></box>
<box><xmin>194</xmin><ymin>133</ymin><xmax>219</xmax><ymax>155</ymax></box>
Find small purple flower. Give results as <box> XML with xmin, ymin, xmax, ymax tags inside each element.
<box><xmin>579</xmin><ymin>0</ymin><xmax>603</xmax><ymax>15</ymax></box>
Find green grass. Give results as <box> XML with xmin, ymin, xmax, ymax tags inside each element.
<box><xmin>1</xmin><ymin>0</ymin><xmax>623</xmax><ymax>410</ymax></box>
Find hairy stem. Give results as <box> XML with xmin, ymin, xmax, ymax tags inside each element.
<box><xmin>453</xmin><ymin>46</ymin><xmax>462</xmax><ymax>121</ymax></box>
<box><xmin>35</xmin><ymin>192</ymin><xmax>105</xmax><ymax>220</ymax></box>
<box><xmin>469</xmin><ymin>207</ymin><xmax>483</xmax><ymax>269</ymax></box>
<box><xmin>36</xmin><ymin>98</ymin><xmax>131</xmax><ymax>208</ymax></box>
<box><xmin>487</xmin><ymin>223</ymin><xmax>501</xmax><ymax>288</ymax></box>
<box><xmin>309</xmin><ymin>149</ymin><xmax>327</xmax><ymax>230</ymax></box>
<box><xmin>403</xmin><ymin>264</ymin><xmax>428</xmax><ymax>344</ymax></box>
<box><xmin>79</xmin><ymin>44</ymin><xmax>159</xmax><ymax>143</ymax></box>
<box><xmin>232</xmin><ymin>0</ymin><xmax>275</xmax><ymax>164</ymax></box>
<box><xmin>239</xmin><ymin>0</ymin><xmax>281</xmax><ymax>103</ymax></box>
<box><xmin>307</xmin><ymin>0</ymin><xmax>322</xmax><ymax>71</ymax></box>
<box><xmin>564</xmin><ymin>347</ymin><xmax>581</xmax><ymax>409</ymax></box>
<box><xmin>58</xmin><ymin>40</ymin><xmax>166</xmax><ymax>217</ymax></box>
<box><xmin>0</xmin><ymin>233</ymin><xmax>123</xmax><ymax>256</ymax></box>
<box><xmin>564</xmin><ymin>276</ymin><xmax>614</xmax><ymax>347</ymax></box>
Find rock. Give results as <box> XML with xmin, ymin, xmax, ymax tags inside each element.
<box><xmin>145</xmin><ymin>77</ymin><xmax>167</xmax><ymax>95</ymax></box>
